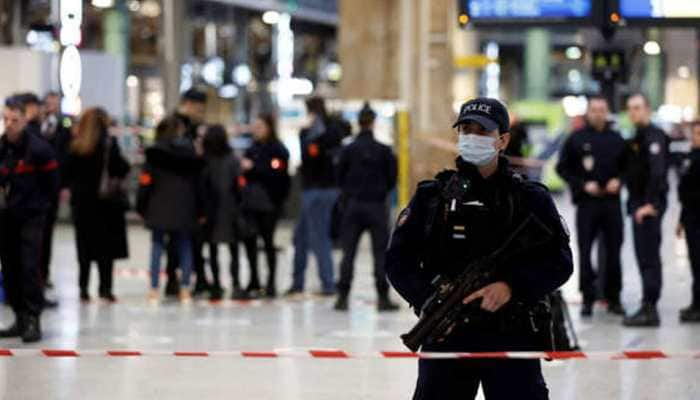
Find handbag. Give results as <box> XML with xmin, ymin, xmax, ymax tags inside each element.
<box><xmin>97</xmin><ymin>137</ymin><xmax>130</xmax><ymax>210</ymax></box>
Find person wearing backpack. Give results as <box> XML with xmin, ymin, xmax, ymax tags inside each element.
<box><xmin>287</xmin><ymin>97</ymin><xmax>344</xmax><ymax>297</ymax></box>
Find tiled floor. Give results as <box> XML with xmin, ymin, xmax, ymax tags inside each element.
<box><xmin>0</xmin><ymin>189</ymin><xmax>698</xmax><ymax>399</ymax></box>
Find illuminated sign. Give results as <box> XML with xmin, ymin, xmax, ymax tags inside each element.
<box><xmin>466</xmin><ymin>0</ymin><xmax>592</xmax><ymax>21</ymax></box>
<box><xmin>620</xmin><ymin>0</ymin><xmax>700</xmax><ymax>18</ymax></box>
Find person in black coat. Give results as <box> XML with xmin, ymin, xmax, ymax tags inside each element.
<box><xmin>677</xmin><ymin>121</ymin><xmax>700</xmax><ymax>322</ymax></box>
<box><xmin>0</xmin><ymin>98</ymin><xmax>59</xmax><ymax>343</ymax></box>
<box><xmin>38</xmin><ymin>92</ymin><xmax>73</xmax><ymax>289</ymax></box>
<box><xmin>201</xmin><ymin>125</ymin><xmax>242</xmax><ymax>300</ymax></box>
<box><xmin>139</xmin><ymin>116</ymin><xmax>204</xmax><ymax>304</ymax></box>
<box><xmin>64</xmin><ymin>108</ymin><xmax>130</xmax><ymax>303</ymax></box>
<box><xmin>334</xmin><ymin>103</ymin><xmax>399</xmax><ymax>312</ymax></box>
<box><xmin>240</xmin><ymin>114</ymin><xmax>291</xmax><ymax>298</ymax></box>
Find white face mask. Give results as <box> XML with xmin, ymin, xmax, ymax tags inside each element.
<box><xmin>458</xmin><ymin>133</ymin><xmax>498</xmax><ymax>166</ymax></box>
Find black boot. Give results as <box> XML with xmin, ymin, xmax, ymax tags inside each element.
<box><xmin>580</xmin><ymin>302</ymin><xmax>593</xmax><ymax>318</ymax></box>
<box><xmin>680</xmin><ymin>302</ymin><xmax>700</xmax><ymax>323</ymax></box>
<box><xmin>164</xmin><ymin>279</ymin><xmax>180</xmax><ymax>298</ymax></box>
<box><xmin>21</xmin><ymin>315</ymin><xmax>42</xmax><ymax>343</ymax></box>
<box><xmin>377</xmin><ymin>295</ymin><xmax>400</xmax><ymax>312</ymax></box>
<box><xmin>623</xmin><ymin>303</ymin><xmax>660</xmax><ymax>327</ymax></box>
<box><xmin>607</xmin><ymin>300</ymin><xmax>625</xmax><ymax>316</ymax></box>
<box><xmin>192</xmin><ymin>279</ymin><xmax>211</xmax><ymax>297</ymax></box>
<box><xmin>231</xmin><ymin>284</ymin><xmax>250</xmax><ymax>300</ymax></box>
<box><xmin>264</xmin><ymin>284</ymin><xmax>277</xmax><ymax>299</ymax></box>
<box><xmin>334</xmin><ymin>294</ymin><xmax>349</xmax><ymax>311</ymax></box>
<box><xmin>0</xmin><ymin>315</ymin><xmax>24</xmax><ymax>338</ymax></box>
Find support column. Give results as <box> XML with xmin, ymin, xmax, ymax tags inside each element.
<box><xmin>161</xmin><ymin>0</ymin><xmax>187</xmax><ymax>112</ymax></box>
<box><xmin>103</xmin><ymin>1</ymin><xmax>130</xmax><ymax>122</ymax></box>
<box><xmin>524</xmin><ymin>29</ymin><xmax>550</xmax><ymax>100</ymax></box>
<box><xmin>643</xmin><ymin>29</ymin><xmax>663</xmax><ymax>110</ymax></box>
<box><xmin>662</xmin><ymin>28</ymin><xmax>698</xmax><ymax>119</ymax></box>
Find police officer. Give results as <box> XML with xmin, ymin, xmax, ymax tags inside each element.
<box><xmin>334</xmin><ymin>103</ymin><xmax>399</xmax><ymax>312</ymax></box>
<box><xmin>386</xmin><ymin>98</ymin><xmax>573</xmax><ymax>400</ymax></box>
<box><xmin>676</xmin><ymin>121</ymin><xmax>700</xmax><ymax>322</ymax></box>
<box><xmin>623</xmin><ymin>93</ymin><xmax>669</xmax><ymax>327</ymax></box>
<box><xmin>556</xmin><ymin>96</ymin><xmax>626</xmax><ymax>317</ymax></box>
<box><xmin>0</xmin><ymin>98</ymin><xmax>59</xmax><ymax>343</ymax></box>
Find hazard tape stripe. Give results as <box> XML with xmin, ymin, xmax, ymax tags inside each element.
<box><xmin>0</xmin><ymin>349</ymin><xmax>698</xmax><ymax>360</ymax></box>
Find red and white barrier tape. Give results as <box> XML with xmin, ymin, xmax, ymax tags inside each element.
<box><xmin>1</xmin><ymin>349</ymin><xmax>698</xmax><ymax>360</ymax></box>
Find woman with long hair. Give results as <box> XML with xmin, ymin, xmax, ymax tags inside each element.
<box><xmin>240</xmin><ymin>114</ymin><xmax>291</xmax><ymax>298</ymax></box>
<box><xmin>201</xmin><ymin>125</ymin><xmax>243</xmax><ymax>300</ymax></box>
<box><xmin>65</xmin><ymin>107</ymin><xmax>130</xmax><ymax>303</ymax></box>
<box><xmin>139</xmin><ymin>116</ymin><xmax>204</xmax><ymax>303</ymax></box>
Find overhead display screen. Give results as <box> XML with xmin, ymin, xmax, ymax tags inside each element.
<box><xmin>467</xmin><ymin>0</ymin><xmax>592</xmax><ymax>20</ymax></box>
<box><xmin>620</xmin><ymin>0</ymin><xmax>700</xmax><ymax>18</ymax></box>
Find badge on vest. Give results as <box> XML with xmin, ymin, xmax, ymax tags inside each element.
<box><xmin>583</xmin><ymin>155</ymin><xmax>595</xmax><ymax>172</ymax></box>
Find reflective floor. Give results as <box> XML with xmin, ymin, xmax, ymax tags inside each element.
<box><xmin>1</xmin><ymin>190</ymin><xmax>699</xmax><ymax>399</ymax></box>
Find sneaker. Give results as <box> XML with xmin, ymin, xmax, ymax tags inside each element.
<box><xmin>231</xmin><ymin>287</ymin><xmax>250</xmax><ymax>301</ymax></box>
<box><xmin>334</xmin><ymin>295</ymin><xmax>349</xmax><ymax>311</ymax></box>
<box><xmin>192</xmin><ymin>280</ymin><xmax>211</xmax><ymax>297</ymax></box>
<box><xmin>209</xmin><ymin>286</ymin><xmax>224</xmax><ymax>301</ymax></box>
<box><xmin>284</xmin><ymin>287</ymin><xmax>304</xmax><ymax>299</ymax></box>
<box><xmin>264</xmin><ymin>285</ymin><xmax>277</xmax><ymax>299</ymax></box>
<box><xmin>623</xmin><ymin>303</ymin><xmax>660</xmax><ymax>327</ymax></box>
<box><xmin>179</xmin><ymin>288</ymin><xmax>192</xmax><ymax>304</ymax></box>
<box><xmin>147</xmin><ymin>289</ymin><xmax>160</xmax><ymax>303</ymax></box>
<box><xmin>315</xmin><ymin>289</ymin><xmax>336</xmax><ymax>298</ymax></box>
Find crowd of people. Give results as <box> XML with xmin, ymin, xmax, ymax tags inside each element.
<box><xmin>0</xmin><ymin>89</ymin><xmax>400</xmax><ymax>342</ymax></box>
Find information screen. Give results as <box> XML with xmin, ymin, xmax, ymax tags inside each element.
<box><xmin>467</xmin><ymin>0</ymin><xmax>592</xmax><ymax>20</ymax></box>
<box><xmin>620</xmin><ymin>0</ymin><xmax>700</xmax><ymax>18</ymax></box>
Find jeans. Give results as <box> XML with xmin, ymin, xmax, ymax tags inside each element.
<box><xmin>150</xmin><ymin>229</ymin><xmax>192</xmax><ymax>289</ymax></box>
<box><xmin>292</xmin><ymin>189</ymin><xmax>338</xmax><ymax>292</ymax></box>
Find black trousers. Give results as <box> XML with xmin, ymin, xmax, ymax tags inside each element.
<box><xmin>242</xmin><ymin>211</ymin><xmax>279</xmax><ymax>290</ymax></box>
<box><xmin>209</xmin><ymin>242</ymin><xmax>239</xmax><ymax>288</ymax></box>
<box><xmin>632</xmin><ymin>204</ymin><xmax>666</xmax><ymax>305</ymax></box>
<box><xmin>413</xmin><ymin>359</ymin><xmax>548</xmax><ymax>400</ymax></box>
<box><xmin>575</xmin><ymin>199</ymin><xmax>623</xmax><ymax>304</ymax></box>
<box><xmin>78</xmin><ymin>258</ymin><xmax>114</xmax><ymax>296</ymax></box>
<box><xmin>0</xmin><ymin>211</ymin><xmax>46</xmax><ymax>317</ymax></box>
<box><xmin>39</xmin><ymin>197</ymin><xmax>59</xmax><ymax>284</ymax></box>
<box><xmin>685</xmin><ymin>216</ymin><xmax>700</xmax><ymax>305</ymax></box>
<box><xmin>336</xmin><ymin>200</ymin><xmax>390</xmax><ymax>296</ymax></box>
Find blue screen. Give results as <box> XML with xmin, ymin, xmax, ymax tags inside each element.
<box><xmin>620</xmin><ymin>0</ymin><xmax>700</xmax><ymax>18</ymax></box>
<box><xmin>468</xmin><ymin>0</ymin><xmax>592</xmax><ymax>19</ymax></box>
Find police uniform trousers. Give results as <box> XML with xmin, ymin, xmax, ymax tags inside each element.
<box><xmin>0</xmin><ymin>210</ymin><xmax>46</xmax><ymax>317</ymax></box>
<box><xmin>632</xmin><ymin>203</ymin><xmax>666</xmax><ymax>305</ymax></box>
<box><xmin>336</xmin><ymin>199</ymin><xmax>390</xmax><ymax>296</ymax></box>
<box><xmin>414</xmin><ymin>358</ymin><xmax>548</xmax><ymax>400</ymax></box>
<box><xmin>575</xmin><ymin>198</ymin><xmax>623</xmax><ymax>304</ymax></box>
<box><xmin>684</xmin><ymin>215</ymin><xmax>700</xmax><ymax>303</ymax></box>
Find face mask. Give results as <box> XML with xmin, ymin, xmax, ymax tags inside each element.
<box><xmin>458</xmin><ymin>133</ymin><xmax>498</xmax><ymax>167</ymax></box>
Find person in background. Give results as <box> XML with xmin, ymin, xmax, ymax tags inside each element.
<box><xmin>16</xmin><ymin>93</ymin><xmax>42</xmax><ymax>138</ymax></box>
<box><xmin>677</xmin><ymin>121</ymin><xmax>700</xmax><ymax>323</ymax></box>
<box><xmin>623</xmin><ymin>93</ymin><xmax>669</xmax><ymax>327</ymax></box>
<box><xmin>556</xmin><ymin>96</ymin><xmax>626</xmax><ymax>318</ymax></box>
<box><xmin>288</xmin><ymin>97</ymin><xmax>344</xmax><ymax>297</ymax></box>
<box><xmin>139</xmin><ymin>116</ymin><xmax>204</xmax><ymax>304</ymax></box>
<box><xmin>64</xmin><ymin>108</ymin><xmax>130</xmax><ymax>303</ymax></box>
<box><xmin>165</xmin><ymin>89</ymin><xmax>209</xmax><ymax>297</ymax></box>
<box><xmin>201</xmin><ymin>124</ymin><xmax>242</xmax><ymax>301</ymax></box>
<box><xmin>38</xmin><ymin>92</ymin><xmax>72</xmax><ymax>290</ymax></box>
<box><xmin>334</xmin><ymin>103</ymin><xmax>399</xmax><ymax>312</ymax></box>
<box><xmin>240</xmin><ymin>114</ymin><xmax>291</xmax><ymax>299</ymax></box>
<box><xmin>0</xmin><ymin>97</ymin><xmax>59</xmax><ymax>343</ymax></box>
